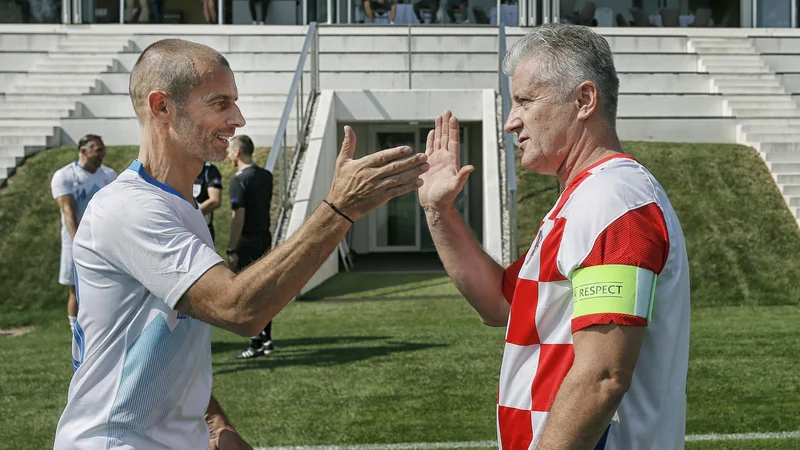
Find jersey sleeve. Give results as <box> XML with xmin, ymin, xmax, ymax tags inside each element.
<box><xmin>559</xmin><ymin>175</ymin><xmax>670</xmax><ymax>333</ymax></box>
<box><xmin>207</xmin><ymin>165</ymin><xmax>223</xmax><ymax>190</ymax></box>
<box><xmin>502</xmin><ymin>251</ymin><xmax>528</xmax><ymax>304</ymax></box>
<box><xmin>229</xmin><ymin>176</ymin><xmax>244</xmax><ymax>210</ymax></box>
<box><xmin>95</xmin><ymin>193</ymin><xmax>225</xmax><ymax>309</ymax></box>
<box><xmin>51</xmin><ymin>169</ymin><xmax>72</xmax><ymax>200</ymax></box>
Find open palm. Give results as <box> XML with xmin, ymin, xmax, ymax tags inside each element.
<box><xmin>418</xmin><ymin>110</ymin><xmax>474</xmax><ymax>211</ymax></box>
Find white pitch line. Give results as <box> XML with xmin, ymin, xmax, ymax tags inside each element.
<box><xmin>254</xmin><ymin>430</ymin><xmax>800</xmax><ymax>450</ymax></box>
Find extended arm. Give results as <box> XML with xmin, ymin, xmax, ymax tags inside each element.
<box><xmin>176</xmin><ymin>126</ymin><xmax>430</xmax><ymax>337</ymax></box>
<box><xmin>200</xmin><ymin>186</ymin><xmax>222</xmax><ymax>215</ymax></box>
<box><xmin>56</xmin><ymin>195</ymin><xmax>80</xmax><ymax>239</ymax></box>
<box><xmin>420</xmin><ymin>111</ymin><xmax>509</xmax><ymax>326</ymax></box>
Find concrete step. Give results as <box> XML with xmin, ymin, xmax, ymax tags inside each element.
<box><xmin>57</xmin><ymin>42</ymin><xmax>129</xmax><ymax>51</ymax></box>
<box><xmin>0</xmin><ymin>126</ymin><xmax>56</xmax><ymax>135</ymax></box>
<box><xmin>0</xmin><ymin>145</ymin><xmax>45</xmax><ymax>158</ymax></box>
<box><xmin>0</xmin><ymin>100</ymin><xmax>77</xmax><ymax>110</ymax></box>
<box><xmin>772</xmin><ymin>162</ymin><xmax>800</xmax><ymax>173</ymax></box>
<box><xmin>781</xmin><ymin>184</ymin><xmax>800</xmax><ymax>196</ymax></box>
<box><xmin>727</xmin><ymin>100</ymin><xmax>797</xmax><ymax>110</ymax></box>
<box><xmin>30</xmin><ymin>64</ymin><xmax>111</xmax><ymax>73</ymax></box>
<box><xmin>693</xmin><ymin>47</ymin><xmax>757</xmax><ymax>54</ymax></box>
<box><xmin>740</xmin><ymin>125</ymin><xmax>799</xmax><ymax>135</ymax></box>
<box><xmin>10</xmin><ymin>85</ymin><xmax>91</xmax><ymax>94</ymax></box>
<box><xmin>0</xmin><ymin>135</ymin><xmax>50</xmax><ymax>146</ymax></box>
<box><xmin>738</xmin><ymin>118</ymin><xmax>800</xmax><ymax>126</ymax></box>
<box><xmin>745</xmin><ymin>133</ymin><xmax>800</xmax><ymax>143</ymax></box>
<box><xmin>0</xmin><ymin>155</ymin><xmax>22</xmax><ymax>168</ymax></box>
<box><xmin>704</xmin><ymin>65</ymin><xmax>769</xmax><ymax>73</ymax></box>
<box><xmin>25</xmin><ymin>73</ymin><xmax>100</xmax><ymax>81</ymax></box>
<box><xmin>0</xmin><ymin>165</ymin><xmax>15</xmax><ymax>180</ymax></box>
<box><xmin>776</xmin><ymin>173</ymin><xmax>800</xmax><ymax>184</ymax></box>
<box><xmin>765</xmin><ymin>151</ymin><xmax>800</xmax><ymax>162</ymax></box>
<box><xmin>714</xmin><ymin>78</ymin><xmax>781</xmax><ymax>87</ymax></box>
<box><xmin>0</xmin><ymin>94</ymin><xmax>79</xmax><ymax>102</ymax></box>
<box><xmin>0</xmin><ymin>109</ymin><xmax>71</xmax><ymax>119</ymax></box>
<box><xmin>46</xmin><ymin>52</ymin><xmax>119</xmax><ymax>60</ymax></box>
<box><xmin>734</xmin><ymin>109</ymin><xmax>800</xmax><ymax>118</ymax></box>
<box><xmin>719</xmin><ymin>86</ymin><xmax>787</xmax><ymax>94</ymax></box>
<box><xmin>701</xmin><ymin>56</ymin><xmax>765</xmax><ymax>65</ymax></box>
<box><xmin>691</xmin><ymin>40</ymin><xmax>753</xmax><ymax>47</ymax></box>
<box><xmin>15</xmin><ymin>77</ymin><xmax>97</xmax><ymax>87</ymax></box>
<box><xmin>714</xmin><ymin>74</ymin><xmax>779</xmax><ymax>81</ymax></box>
<box><xmin>763</xmin><ymin>142</ymin><xmax>800</xmax><ymax>152</ymax></box>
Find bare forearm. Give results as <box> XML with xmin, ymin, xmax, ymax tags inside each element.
<box><xmin>534</xmin><ymin>367</ymin><xmax>625</xmax><ymax>450</ymax></box>
<box><xmin>199</xmin><ymin>198</ymin><xmax>219</xmax><ymax>215</ymax></box>
<box><xmin>424</xmin><ymin>206</ymin><xmax>508</xmax><ymax>325</ymax></box>
<box><xmin>206</xmin><ymin>394</ymin><xmax>235</xmax><ymax>434</ymax></box>
<box><xmin>65</xmin><ymin>214</ymin><xmax>79</xmax><ymax>239</ymax></box>
<box><xmin>228</xmin><ymin>204</ymin><xmax>349</xmax><ymax>334</ymax></box>
<box><xmin>228</xmin><ymin>214</ymin><xmax>244</xmax><ymax>249</ymax></box>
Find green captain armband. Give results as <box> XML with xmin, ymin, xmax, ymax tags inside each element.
<box><xmin>571</xmin><ymin>265</ymin><xmax>656</xmax><ymax>322</ymax></box>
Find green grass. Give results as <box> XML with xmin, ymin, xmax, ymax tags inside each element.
<box><xmin>0</xmin><ymin>145</ymin><xmax>281</xmax><ymax>328</ymax></box>
<box><xmin>2</xmin><ymin>141</ymin><xmax>800</xmax><ymax>448</ymax></box>
<box><xmin>2</xmin><ymin>299</ymin><xmax>799</xmax><ymax>449</ymax></box>
<box><xmin>516</xmin><ymin>142</ymin><xmax>800</xmax><ymax>308</ymax></box>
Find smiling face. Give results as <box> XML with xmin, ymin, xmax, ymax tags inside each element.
<box><xmin>504</xmin><ymin>56</ymin><xmax>581</xmax><ymax>175</ymax></box>
<box><xmin>172</xmin><ymin>63</ymin><xmax>245</xmax><ymax>163</ymax></box>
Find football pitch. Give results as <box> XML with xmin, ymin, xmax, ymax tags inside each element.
<box><xmin>1</xmin><ymin>141</ymin><xmax>800</xmax><ymax>449</ymax></box>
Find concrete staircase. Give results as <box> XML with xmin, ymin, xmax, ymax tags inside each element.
<box><xmin>689</xmin><ymin>37</ymin><xmax>800</xmax><ymax>228</ymax></box>
<box><xmin>0</xmin><ymin>34</ymin><xmax>130</xmax><ymax>185</ymax></box>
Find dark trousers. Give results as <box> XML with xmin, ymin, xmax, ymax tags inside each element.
<box><xmin>413</xmin><ymin>0</ymin><xmax>438</xmax><ymax>23</ymax></box>
<box><xmin>234</xmin><ymin>233</ymin><xmax>273</xmax><ymax>346</ymax></box>
<box><xmin>249</xmin><ymin>0</ymin><xmax>270</xmax><ymax>22</ymax></box>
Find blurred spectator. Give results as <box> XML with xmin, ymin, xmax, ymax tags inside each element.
<box><xmin>364</xmin><ymin>0</ymin><xmax>396</xmax><ymax>23</ymax></box>
<box><xmin>249</xmin><ymin>0</ymin><xmax>270</xmax><ymax>24</ymax></box>
<box><xmin>413</xmin><ymin>0</ymin><xmax>438</xmax><ymax>23</ymax></box>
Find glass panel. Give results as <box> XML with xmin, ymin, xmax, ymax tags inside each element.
<box><xmin>757</xmin><ymin>0</ymin><xmax>791</xmax><ymax>27</ymax></box>
<box><xmin>0</xmin><ymin>0</ymin><xmax>62</xmax><ymax>23</ymax></box>
<box><xmin>350</xmin><ymin>0</ymin><xmax>502</xmax><ymax>24</ymax></box>
<box><xmin>375</xmin><ymin>131</ymin><xmax>418</xmax><ymax>249</ymax></box>
<box><xmin>556</xmin><ymin>0</ymin><xmax>739</xmax><ymax>28</ymax></box>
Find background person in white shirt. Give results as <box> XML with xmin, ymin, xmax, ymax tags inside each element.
<box><xmin>49</xmin><ymin>134</ymin><xmax>117</xmax><ymax>335</ymax></box>
<box><xmin>53</xmin><ymin>38</ymin><xmax>430</xmax><ymax>450</ymax></box>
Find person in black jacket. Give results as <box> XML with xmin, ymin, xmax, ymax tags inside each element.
<box><xmin>226</xmin><ymin>135</ymin><xmax>276</xmax><ymax>359</ymax></box>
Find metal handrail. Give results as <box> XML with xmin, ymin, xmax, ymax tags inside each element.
<box><xmin>498</xmin><ymin>25</ymin><xmax>518</xmax><ymax>262</ymax></box>
<box><xmin>266</xmin><ymin>22</ymin><xmax>319</xmax><ymax>173</ymax></box>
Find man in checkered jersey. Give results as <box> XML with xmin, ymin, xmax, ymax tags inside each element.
<box><xmin>419</xmin><ymin>24</ymin><xmax>690</xmax><ymax>450</ymax></box>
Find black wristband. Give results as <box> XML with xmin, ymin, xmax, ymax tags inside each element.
<box><xmin>323</xmin><ymin>199</ymin><xmax>354</xmax><ymax>224</ymax></box>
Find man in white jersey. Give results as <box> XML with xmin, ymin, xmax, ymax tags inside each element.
<box><xmin>419</xmin><ymin>24</ymin><xmax>690</xmax><ymax>450</ymax></box>
<box><xmin>53</xmin><ymin>38</ymin><xmax>430</xmax><ymax>450</ymax></box>
<box><xmin>50</xmin><ymin>134</ymin><xmax>117</xmax><ymax>334</ymax></box>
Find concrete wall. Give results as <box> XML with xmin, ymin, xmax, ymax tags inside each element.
<box><xmin>763</xmin><ymin>55</ymin><xmax>800</xmax><ymax>73</ymax></box>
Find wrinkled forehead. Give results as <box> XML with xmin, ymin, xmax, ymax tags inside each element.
<box><xmin>191</xmin><ymin>62</ymin><xmax>238</xmax><ymax>99</ymax></box>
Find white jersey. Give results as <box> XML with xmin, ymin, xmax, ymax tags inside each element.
<box><xmin>54</xmin><ymin>160</ymin><xmax>225</xmax><ymax>450</ymax></box>
<box><xmin>499</xmin><ymin>155</ymin><xmax>690</xmax><ymax>450</ymax></box>
<box><xmin>50</xmin><ymin>161</ymin><xmax>117</xmax><ymax>245</ymax></box>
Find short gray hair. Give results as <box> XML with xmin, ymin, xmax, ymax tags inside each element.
<box><xmin>129</xmin><ymin>38</ymin><xmax>230</xmax><ymax>123</ymax></box>
<box><xmin>502</xmin><ymin>23</ymin><xmax>619</xmax><ymax>128</ymax></box>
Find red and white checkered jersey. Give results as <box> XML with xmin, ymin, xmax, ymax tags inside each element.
<box><xmin>498</xmin><ymin>154</ymin><xmax>690</xmax><ymax>450</ymax></box>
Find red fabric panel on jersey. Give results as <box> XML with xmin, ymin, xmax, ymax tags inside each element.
<box><xmin>572</xmin><ymin>313</ymin><xmax>648</xmax><ymax>333</ymax></box>
<box><xmin>498</xmin><ymin>406</ymin><xmax>533</xmax><ymax>450</ymax></box>
<box><xmin>531</xmin><ymin>344</ymin><xmax>575</xmax><ymax>411</ymax></box>
<box><xmin>578</xmin><ymin>202</ymin><xmax>670</xmax><ymax>274</ymax></box>
<box><xmin>503</xmin><ymin>252</ymin><xmax>528</xmax><ymax>304</ymax></box>
<box><xmin>538</xmin><ymin>218</ymin><xmax>567</xmax><ymax>282</ymax></box>
<box><xmin>506</xmin><ymin>279</ymin><xmax>541</xmax><ymax>346</ymax></box>
<box><xmin>549</xmin><ymin>154</ymin><xmax>637</xmax><ymax>220</ymax></box>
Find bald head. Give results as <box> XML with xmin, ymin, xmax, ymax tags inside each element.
<box><xmin>129</xmin><ymin>38</ymin><xmax>230</xmax><ymax>122</ymax></box>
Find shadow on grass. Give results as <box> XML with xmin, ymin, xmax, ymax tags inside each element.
<box><xmin>212</xmin><ymin>337</ymin><xmax>447</xmax><ymax>376</ymax></box>
<box><xmin>299</xmin><ymin>273</ymin><xmax>458</xmax><ymax>300</ymax></box>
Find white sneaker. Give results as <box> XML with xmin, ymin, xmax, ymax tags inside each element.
<box><xmin>259</xmin><ymin>21</ymin><xmax>265</xmax><ymax>25</ymax></box>
<box><xmin>252</xmin><ymin>20</ymin><xmax>257</xmax><ymax>25</ymax></box>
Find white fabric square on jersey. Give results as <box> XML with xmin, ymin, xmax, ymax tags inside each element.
<box><xmin>535</xmin><ymin>281</ymin><xmax>574</xmax><ymax>345</ymax></box>
<box><xmin>519</xmin><ymin>219</ymin><xmax>557</xmax><ymax>281</ymax></box>
<box><xmin>498</xmin><ymin>342</ymin><xmax>539</xmax><ymax>410</ymax></box>
<box><xmin>530</xmin><ymin>410</ymin><xmax>550</xmax><ymax>449</ymax></box>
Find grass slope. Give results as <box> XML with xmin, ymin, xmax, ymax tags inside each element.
<box><xmin>516</xmin><ymin>142</ymin><xmax>800</xmax><ymax>308</ymax></box>
<box><xmin>0</xmin><ymin>145</ymin><xmax>280</xmax><ymax>327</ymax></box>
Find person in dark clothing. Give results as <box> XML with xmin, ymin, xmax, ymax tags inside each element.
<box><xmin>194</xmin><ymin>162</ymin><xmax>223</xmax><ymax>242</ymax></box>
<box><xmin>249</xmin><ymin>0</ymin><xmax>270</xmax><ymax>24</ymax></box>
<box><xmin>226</xmin><ymin>135</ymin><xmax>276</xmax><ymax>359</ymax></box>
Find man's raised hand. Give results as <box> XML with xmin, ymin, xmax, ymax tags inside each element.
<box><xmin>326</xmin><ymin>126</ymin><xmax>430</xmax><ymax>221</ymax></box>
<box><xmin>418</xmin><ymin>110</ymin><xmax>474</xmax><ymax>212</ymax></box>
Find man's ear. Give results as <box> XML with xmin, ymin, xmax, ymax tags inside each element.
<box><xmin>575</xmin><ymin>81</ymin><xmax>599</xmax><ymax>122</ymax></box>
<box><xmin>147</xmin><ymin>91</ymin><xmax>171</xmax><ymax>123</ymax></box>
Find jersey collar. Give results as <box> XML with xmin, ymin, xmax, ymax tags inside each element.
<box><xmin>126</xmin><ymin>160</ymin><xmax>197</xmax><ymax>208</ymax></box>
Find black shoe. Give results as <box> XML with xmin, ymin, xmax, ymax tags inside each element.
<box><xmin>233</xmin><ymin>346</ymin><xmax>265</xmax><ymax>359</ymax></box>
